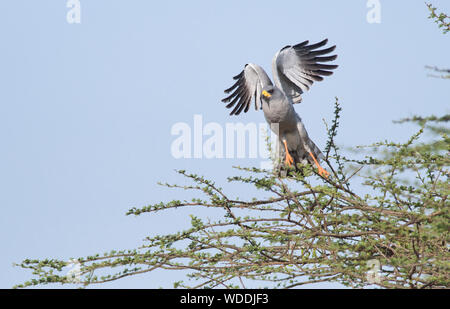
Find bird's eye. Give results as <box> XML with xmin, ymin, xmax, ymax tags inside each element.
<box><xmin>268</xmin><ymin>89</ymin><xmax>274</xmax><ymax>94</ymax></box>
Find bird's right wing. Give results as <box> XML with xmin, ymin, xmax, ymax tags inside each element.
<box><xmin>222</xmin><ymin>63</ymin><xmax>272</xmax><ymax>116</ymax></box>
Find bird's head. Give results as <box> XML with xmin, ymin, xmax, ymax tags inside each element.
<box><xmin>261</xmin><ymin>85</ymin><xmax>281</xmax><ymax>103</ymax></box>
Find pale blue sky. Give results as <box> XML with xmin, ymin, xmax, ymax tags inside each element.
<box><xmin>0</xmin><ymin>0</ymin><xmax>448</xmax><ymax>288</ymax></box>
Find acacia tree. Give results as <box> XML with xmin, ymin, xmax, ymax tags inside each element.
<box><xmin>14</xmin><ymin>100</ymin><xmax>449</xmax><ymax>289</ymax></box>
<box><xmin>15</xmin><ymin>5</ymin><xmax>449</xmax><ymax>289</ymax></box>
<box><xmin>427</xmin><ymin>2</ymin><xmax>450</xmax><ymax>34</ymax></box>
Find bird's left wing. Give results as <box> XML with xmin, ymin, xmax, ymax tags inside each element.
<box><xmin>222</xmin><ymin>63</ymin><xmax>272</xmax><ymax>116</ymax></box>
<box><xmin>272</xmin><ymin>39</ymin><xmax>338</xmax><ymax>104</ymax></box>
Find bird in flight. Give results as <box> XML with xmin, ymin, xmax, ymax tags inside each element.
<box><xmin>222</xmin><ymin>39</ymin><xmax>338</xmax><ymax>178</ymax></box>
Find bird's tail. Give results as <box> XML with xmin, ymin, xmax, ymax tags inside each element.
<box><xmin>274</xmin><ymin>137</ymin><xmax>325</xmax><ymax>173</ymax></box>
<box><xmin>295</xmin><ymin>138</ymin><xmax>324</xmax><ymax>168</ymax></box>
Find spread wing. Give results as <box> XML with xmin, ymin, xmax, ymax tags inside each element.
<box><xmin>272</xmin><ymin>39</ymin><xmax>338</xmax><ymax>104</ymax></box>
<box><xmin>222</xmin><ymin>63</ymin><xmax>272</xmax><ymax>116</ymax></box>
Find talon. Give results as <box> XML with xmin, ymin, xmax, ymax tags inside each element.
<box><xmin>317</xmin><ymin>166</ymin><xmax>330</xmax><ymax>179</ymax></box>
<box><xmin>285</xmin><ymin>152</ymin><xmax>294</xmax><ymax>166</ymax></box>
<box><xmin>283</xmin><ymin>140</ymin><xmax>294</xmax><ymax>167</ymax></box>
<box><xmin>308</xmin><ymin>151</ymin><xmax>329</xmax><ymax>179</ymax></box>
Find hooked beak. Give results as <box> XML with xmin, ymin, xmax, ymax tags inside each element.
<box><xmin>262</xmin><ymin>90</ymin><xmax>272</xmax><ymax>98</ymax></box>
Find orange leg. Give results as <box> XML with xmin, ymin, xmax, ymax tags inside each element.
<box><xmin>283</xmin><ymin>140</ymin><xmax>294</xmax><ymax>167</ymax></box>
<box><xmin>308</xmin><ymin>151</ymin><xmax>330</xmax><ymax>179</ymax></box>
